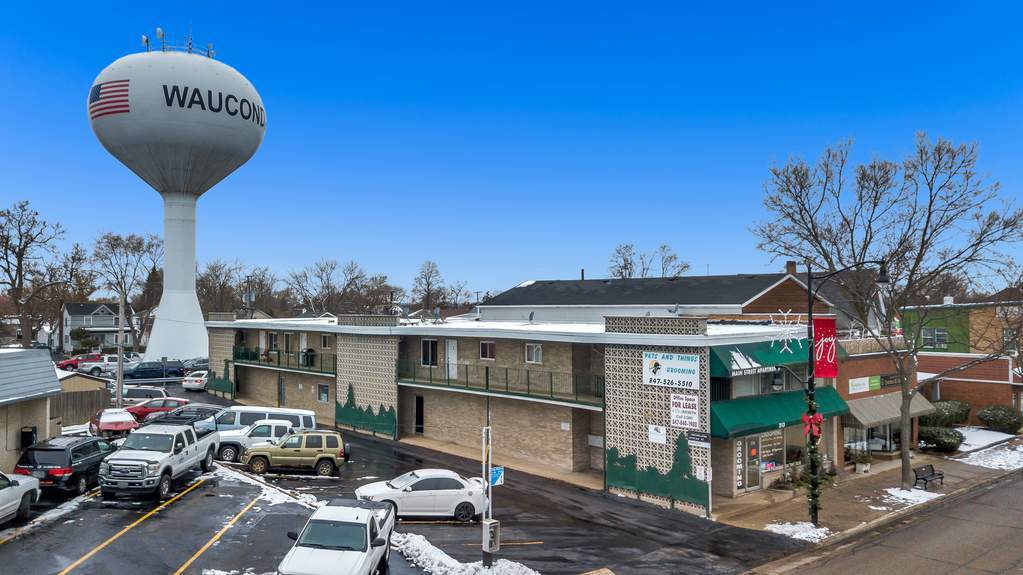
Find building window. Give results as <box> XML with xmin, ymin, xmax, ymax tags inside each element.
<box><xmin>85</xmin><ymin>316</ymin><xmax>92</xmax><ymax>326</ymax></box>
<box><xmin>421</xmin><ymin>339</ymin><xmax>438</xmax><ymax>367</ymax></box>
<box><xmin>921</xmin><ymin>327</ymin><xmax>949</xmax><ymax>349</ymax></box>
<box><xmin>1004</xmin><ymin>328</ymin><xmax>1019</xmax><ymax>349</ymax></box>
<box><xmin>238</xmin><ymin>331</ymin><xmax>247</xmax><ymax>345</ymax></box>
<box><xmin>317</xmin><ymin>384</ymin><xmax>330</xmax><ymax>403</ymax></box>
<box><xmin>267</xmin><ymin>333</ymin><xmax>279</xmax><ymax>352</ymax></box>
<box><xmin>525</xmin><ymin>343</ymin><xmax>543</xmax><ymax>364</ymax></box>
<box><xmin>284</xmin><ymin>333</ymin><xmax>294</xmax><ymax>354</ymax></box>
<box><xmin>321</xmin><ymin>334</ymin><xmax>331</xmax><ymax>349</ymax></box>
<box><xmin>480</xmin><ymin>341</ymin><xmax>496</xmax><ymax>360</ymax></box>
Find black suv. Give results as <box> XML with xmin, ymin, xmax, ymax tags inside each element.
<box><xmin>125</xmin><ymin>360</ymin><xmax>185</xmax><ymax>379</ymax></box>
<box><xmin>14</xmin><ymin>436</ymin><xmax>116</xmax><ymax>495</ymax></box>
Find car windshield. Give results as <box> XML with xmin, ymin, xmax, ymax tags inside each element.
<box><xmin>297</xmin><ymin>520</ymin><xmax>367</xmax><ymax>552</ymax></box>
<box><xmin>387</xmin><ymin>471</ymin><xmax>419</xmax><ymax>489</ymax></box>
<box><xmin>119</xmin><ymin>433</ymin><xmax>173</xmax><ymax>453</ymax></box>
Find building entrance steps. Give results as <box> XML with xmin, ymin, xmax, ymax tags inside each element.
<box><xmin>399</xmin><ymin>435</ymin><xmax>604</xmax><ymax>491</ymax></box>
<box><xmin>714</xmin><ymin>442</ymin><xmax>1020</xmax><ymax>534</ymax></box>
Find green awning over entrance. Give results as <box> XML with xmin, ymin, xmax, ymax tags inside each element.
<box><xmin>710</xmin><ymin>387</ymin><xmax>850</xmax><ymax>439</ymax></box>
<box><xmin>709</xmin><ymin>340</ymin><xmax>810</xmax><ymax>378</ymax></box>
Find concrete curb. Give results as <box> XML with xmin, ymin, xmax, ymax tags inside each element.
<box><xmin>746</xmin><ymin>466</ymin><xmax>1023</xmax><ymax>574</ymax></box>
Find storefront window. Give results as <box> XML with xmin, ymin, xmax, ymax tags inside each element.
<box><xmin>784</xmin><ymin>425</ymin><xmax>804</xmax><ymax>466</ymax></box>
<box><xmin>760</xmin><ymin>430</ymin><xmax>785</xmax><ymax>472</ymax></box>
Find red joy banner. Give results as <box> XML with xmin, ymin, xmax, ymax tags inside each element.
<box><xmin>813</xmin><ymin>317</ymin><xmax>838</xmax><ymax>378</ymax></box>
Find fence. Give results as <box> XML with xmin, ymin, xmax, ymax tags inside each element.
<box><xmin>233</xmin><ymin>346</ymin><xmax>337</xmax><ymax>375</ymax></box>
<box><xmin>50</xmin><ymin>389</ymin><xmax>110</xmax><ymax>426</ymax></box>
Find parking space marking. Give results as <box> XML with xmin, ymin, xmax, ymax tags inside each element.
<box><xmin>56</xmin><ymin>479</ymin><xmax>207</xmax><ymax>575</ymax></box>
<box><xmin>172</xmin><ymin>494</ymin><xmax>261</xmax><ymax>575</ymax></box>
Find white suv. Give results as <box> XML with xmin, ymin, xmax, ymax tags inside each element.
<box><xmin>0</xmin><ymin>471</ymin><xmax>40</xmax><ymax>526</ymax></box>
<box><xmin>216</xmin><ymin>419</ymin><xmax>293</xmax><ymax>462</ymax></box>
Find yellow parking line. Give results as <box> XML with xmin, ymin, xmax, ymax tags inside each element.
<box><xmin>172</xmin><ymin>495</ymin><xmax>261</xmax><ymax>575</ymax></box>
<box><xmin>57</xmin><ymin>479</ymin><xmax>206</xmax><ymax>575</ymax></box>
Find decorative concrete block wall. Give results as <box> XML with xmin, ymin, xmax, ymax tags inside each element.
<box><xmin>336</xmin><ymin>330</ymin><xmax>399</xmax><ymax>437</ymax></box>
<box><xmin>604</xmin><ymin>316</ymin><xmax>712</xmax><ymax>516</ymax></box>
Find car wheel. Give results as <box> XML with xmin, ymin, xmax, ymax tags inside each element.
<box><xmin>315</xmin><ymin>460</ymin><xmax>336</xmax><ymax>477</ymax></box>
<box><xmin>201</xmin><ymin>449</ymin><xmax>214</xmax><ymax>472</ymax></box>
<box><xmin>156</xmin><ymin>474</ymin><xmax>171</xmax><ymax>501</ymax></box>
<box><xmin>454</xmin><ymin>502</ymin><xmax>475</xmax><ymax>522</ymax></box>
<box><xmin>219</xmin><ymin>445</ymin><xmax>238</xmax><ymax>463</ymax></box>
<box><xmin>90</xmin><ymin>367</ymin><xmax>102</xmax><ymax>376</ymax></box>
<box><xmin>248</xmin><ymin>456</ymin><xmax>269</xmax><ymax>474</ymax></box>
<box><xmin>16</xmin><ymin>493</ymin><xmax>32</xmax><ymax>521</ymax></box>
<box><xmin>76</xmin><ymin>475</ymin><xmax>89</xmax><ymax>496</ymax></box>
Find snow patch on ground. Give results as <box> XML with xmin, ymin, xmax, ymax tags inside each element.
<box><xmin>0</xmin><ymin>495</ymin><xmax>85</xmax><ymax>542</ymax></box>
<box><xmin>206</xmin><ymin>465</ymin><xmax>326</xmax><ymax>509</ymax></box>
<box><xmin>393</xmin><ymin>532</ymin><xmax>541</xmax><ymax>575</ymax></box>
<box><xmin>882</xmin><ymin>488</ymin><xmax>942</xmax><ymax>507</ymax></box>
<box><xmin>956</xmin><ymin>427</ymin><xmax>1015</xmax><ymax>452</ymax></box>
<box><xmin>764</xmin><ymin>522</ymin><xmax>832</xmax><ymax>543</ymax></box>
<box><xmin>867</xmin><ymin>505</ymin><xmax>890</xmax><ymax>511</ymax></box>
<box><xmin>961</xmin><ymin>443</ymin><xmax>1023</xmax><ymax>470</ymax></box>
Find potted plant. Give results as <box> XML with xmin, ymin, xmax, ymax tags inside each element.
<box><xmin>853</xmin><ymin>450</ymin><xmax>872</xmax><ymax>473</ymax></box>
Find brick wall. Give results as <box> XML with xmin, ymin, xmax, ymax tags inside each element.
<box><xmin>233</xmin><ymin>366</ymin><xmax>335</xmax><ymax>425</ymax></box>
<box><xmin>208</xmin><ymin>328</ymin><xmax>235</xmax><ymax>380</ymax></box>
<box><xmin>837</xmin><ymin>354</ymin><xmax>911</xmax><ymax>401</ymax></box>
<box><xmin>397</xmin><ymin>387</ymin><xmax>594</xmax><ymax>472</ymax></box>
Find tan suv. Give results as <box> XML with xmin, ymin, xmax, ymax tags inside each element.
<box><xmin>240</xmin><ymin>430</ymin><xmax>350</xmax><ymax>476</ymax></box>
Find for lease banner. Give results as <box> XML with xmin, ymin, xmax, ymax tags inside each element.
<box><xmin>642</xmin><ymin>351</ymin><xmax>701</xmax><ymax>390</ymax></box>
<box><xmin>670</xmin><ymin>394</ymin><xmax>700</xmax><ymax>429</ymax></box>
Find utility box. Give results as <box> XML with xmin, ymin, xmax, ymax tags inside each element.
<box><xmin>482</xmin><ymin>519</ymin><xmax>500</xmax><ymax>553</ymax></box>
<box><xmin>20</xmin><ymin>426</ymin><xmax>37</xmax><ymax>449</ymax></box>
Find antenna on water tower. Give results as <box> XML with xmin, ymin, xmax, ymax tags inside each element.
<box><xmin>141</xmin><ymin>34</ymin><xmax>150</xmax><ymax>51</ymax></box>
<box><xmin>206</xmin><ymin>43</ymin><xmax>215</xmax><ymax>58</ymax></box>
<box><xmin>155</xmin><ymin>27</ymin><xmax>165</xmax><ymax>51</ymax></box>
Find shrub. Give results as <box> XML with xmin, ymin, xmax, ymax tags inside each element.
<box><xmin>919</xmin><ymin>400</ymin><xmax>971</xmax><ymax>428</ymax></box>
<box><xmin>919</xmin><ymin>426</ymin><xmax>965</xmax><ymax>452</ymax></box>
<box><xmin>977</xmin><ymin>405</ymin><xmax>1023</xmax><ymax>435</ymax></box>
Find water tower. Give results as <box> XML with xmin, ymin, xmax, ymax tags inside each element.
<box><xmin>89</xmin><ymin>32</ymin><xmax>266</xmax><ymax>361</ymax></box>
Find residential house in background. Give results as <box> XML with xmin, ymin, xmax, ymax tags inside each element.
<box><xmin>0</xmin><ymin>349</ymin><xmax>62</xmax><ymax>471</ymax></box>
<box><xmin>58</xmin><ymin>302</ymin><xmax>138</xmax><ymax>353</ymax></box>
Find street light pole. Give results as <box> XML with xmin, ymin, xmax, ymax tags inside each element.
<box><xmin>803</xmin><ymin>259</ymin><xmax>888</xmax><ymax>526</ymax></box>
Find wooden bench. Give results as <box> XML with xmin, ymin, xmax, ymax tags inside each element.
<box><xmin>913</xmin><ymin>464</ymin><xmax>944</xmax><ymax>490</ymax></box>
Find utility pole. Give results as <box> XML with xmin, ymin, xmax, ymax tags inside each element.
<box><xmin>115</xmin><ymin>292</ymin><xmax>126</xmax><ymax>408</ymax></box>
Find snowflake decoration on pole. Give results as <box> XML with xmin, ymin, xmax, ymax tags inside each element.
<box><xmin>769</xmin><ymin>309</ymin><xmax>806</xmax><ymax>355</ymax></box>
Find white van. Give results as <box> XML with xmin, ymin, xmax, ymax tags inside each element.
<box><xmin>214</xmin><ymin>406</ymin><xmax>316</xmax><ymax>432</ymax></box>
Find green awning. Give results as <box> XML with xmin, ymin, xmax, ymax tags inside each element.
<box><xmin>709</xmin><ymin>340</ymin><xmax>810</xmax><ymax>378</ymax></box>
<box><xmin>710</xmin><ymin>387</ymin><xmax>849</xmax><ymax>439</ymax></box>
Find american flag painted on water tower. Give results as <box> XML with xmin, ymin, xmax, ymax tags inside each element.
<box><xmin>88</xmin><ymin>79</ymin><xmax>130</xmax><ymax>119</ymax></box>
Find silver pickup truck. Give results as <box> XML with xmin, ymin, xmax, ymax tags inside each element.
<box><xmin>99</xmin><ymin>414</ymin><xmax>219</xmax><ymax>500</ymax></box>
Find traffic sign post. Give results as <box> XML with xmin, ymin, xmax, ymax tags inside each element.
<box><xmin>490</xmin><ymin>466</ymin><xmax>505</xmax><ymax>487</ymax></box>
<box><xmin>481</xmin><ymin>426</ymin><xmax>493</xmax><ymax>567</ymax></box>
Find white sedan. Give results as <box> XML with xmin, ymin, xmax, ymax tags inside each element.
<box><xmin>181</xmin><ymin>370</ymin><xmax>209</xmax><ymax>391</ymax></box>
<box><xmin>0</xmin><ymin>471</ymin><xmax>40</xmax><ymax>526</ymax></box>
<box><xmin>355</xmin><ymin>469</ymin><xmax>486</xmax><ymax>522</ymax></box>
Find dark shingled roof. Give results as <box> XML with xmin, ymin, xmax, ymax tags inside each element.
<box><xmin>484</xmin><ymin>274</ymin><xmax>793</xmax><ymax>307</ymax></box>
<box><xmin>64</xmin><ymin>302</ymin><xmax>134</xmax><ymax>316</ymax></box>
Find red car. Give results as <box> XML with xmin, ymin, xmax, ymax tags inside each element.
<box><xmin>57</xmin><ymin>353</ymin><xmax>103</xmax><ymax>371</ymax></box>
<box><xmin>89</xmin><ymin>408</ymin><xmax>140</xmax><ymax>438</ymax></box>
<box><xmin>125</xmin><ymin>397</ymin><xmax>190</xmax><ymax>421</ymax></box>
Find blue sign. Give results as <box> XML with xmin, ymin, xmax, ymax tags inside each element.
<box><xmin>490</xmin><ymin>466</ymin><xmax>505</xmax><ymax>487</ymax></box>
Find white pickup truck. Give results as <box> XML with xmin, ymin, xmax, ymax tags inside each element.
<box><xmin>278</xmin><ymin>498</ymin><xmax>395</xmax><ymax>575</ymax></box>
<box><xmin>99</xmin><ymin>414</ymin><xmax>219</xmax><ymax>500</ymax></box>
<box><xmin>0</xmin><ymin>471</ymin><xmax>39</xmax><ymax>526</ymax></box>
<box><xmin>216</xmin><ymin>419</ymin><xmax>293</xmax><ymax>463</ymax></box>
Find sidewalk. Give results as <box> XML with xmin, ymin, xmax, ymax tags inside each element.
<box><xmin>398</xmin><ymin>435</ymin><xmax>605</xmax><ymax>491</ymax></box>
<box><xmin>715</xmin><ymin>439</ymin><xmax>1023</xmax><ymax>535</ymax></box>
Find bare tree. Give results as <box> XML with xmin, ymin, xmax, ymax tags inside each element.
<box><xmin>447</xmin><ymin>280</ymin><xmax>469</xmax><ymax>307</ymax></box>
<box><xmin>35</xmin><ymin>244</ymin><xmax>98</xmax><ymax>342</ymax></box>
<box><xmin>412</xmin><ymin>261</ymin><xmax>444</xmax><ymax>311</ymax></box>
<box><xmin>609</xmin><ymin>243</ymin><xmax>689</xmax><ymax>278</ymax></box>
<box><xmin>0</xmin><ymin>201</ymin><xmax>65</xmax><ymax>347</ymax></box>
<box><xmin>92</xmin><ymin>232</ymin><xmax>163</xmax><ymax>350</ymax></box>
<box><xmin>755</xmin><ymin>134</ymin><xmax>1023</xmax><ymax>490</ymax></box>
<box><xmin>657</xmin><ymin>244</ymin><xmax>690</xmax><ymax>278</ymax></box>
<box><xmin>196</xmin><ymin>259</ymin><xmax>245</xmax><ymax>312</ymax></box>
<box><xmin>286</xmin><ymin>259</ymin><xmax>368</xmax><ymax>314</ymax></box>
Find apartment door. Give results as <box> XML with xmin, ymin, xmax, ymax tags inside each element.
<box><xmin>445</xmin><ymin>340</ymin><xmax>458</xmax><ymax>381</ymax></box>
<box><xmin>414</xmin><ymin>396</ymin><xmax>424</xmax><ymax>434</ymax></box>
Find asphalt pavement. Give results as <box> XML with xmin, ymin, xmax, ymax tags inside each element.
<box><xmin>795</xmin><ymin>472</ymin><xmax>1023</xmax><ymax>574</ymax></box>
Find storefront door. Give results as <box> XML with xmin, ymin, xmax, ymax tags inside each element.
<box><xmin>745</xmin><ymin>436</ymin><xmax>761</xmax><ymax>489</ymax></box>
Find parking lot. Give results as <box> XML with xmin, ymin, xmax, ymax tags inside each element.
<box><xmin>0</xmin><ymin>386</ymin><xmax>804</xmax><ymax>574</ymax></box>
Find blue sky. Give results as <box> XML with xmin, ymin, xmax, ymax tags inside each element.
<box><xmin>2</xmin><ymin>2</ymin><xmax>1021</xmax><ymax>296</ymax></box>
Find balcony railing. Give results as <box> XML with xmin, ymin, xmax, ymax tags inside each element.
<box><xmin>396</xmin><ymin>359</ymin><xmax>604</xmax><ymax>407</ymax></box>
<box><xmin>233</xmin><ymin>346</ymin><xmax>337</xmax><ymax>375</ymax></box>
